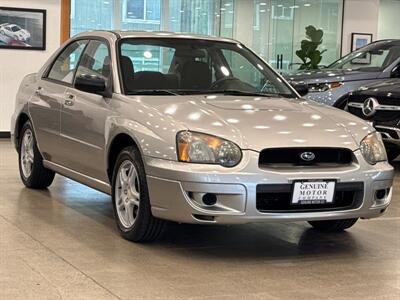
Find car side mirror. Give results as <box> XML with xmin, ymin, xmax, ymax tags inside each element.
<box><xmin>75</xmin><ymin>74</ymin><xmax>112</xmax><ymax>97</ymax></box>
<box><xmin>291</xmin><ymin>82</ymin><xmax>309</xmax><ymax>97</ymax></box>
<box><xmin>391</xmin><ymin>64</ymin><xmax>400</xmax><ymax>78</ymax></box>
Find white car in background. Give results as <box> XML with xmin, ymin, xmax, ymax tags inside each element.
<box><xmin>0</xmin><ymin>23</ymin><xmax>30</xmax><ymax>42</ymax></box>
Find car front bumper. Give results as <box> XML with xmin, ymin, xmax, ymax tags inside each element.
<box><xmin>144</xmin><ymin>150</ymin><xmax>394</xmax><ymax>224</ymax></box>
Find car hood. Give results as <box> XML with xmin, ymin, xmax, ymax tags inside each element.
<box><xmin>353</xmin><ymin>79</ymin><xmax>400</xmax><ymax>98</ymax></box>
<box><xmin>17</xmin><ymin>29</ymin><xmax>29</xmax><ymax>36</ymax></box>
<box><xmin>136</xmin><ymin>95</ymin><xmax>372</xmax><ymax>152</ymax></box>
<box><xmin>284</xmin><ymin>69</ymin><xmax>381</xmax><ymax>84</ymax></box>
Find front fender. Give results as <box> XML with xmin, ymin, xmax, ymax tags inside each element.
<box><xmin>105</xmin><ymin>116</ymin><xmax>186</xmax><ymax>171</ymax></box>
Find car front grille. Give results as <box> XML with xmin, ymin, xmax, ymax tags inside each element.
<box><xmin>347</xmin><ymin>105</ymin><xmax>400</xmax><ymax>122</ymax></box>
<box><xmin>256</xmin><ymin>182</ymin><xmax>364</xmax><ymax>213</ymax></box>
<box><xmin>258</xmin><ymin>148</ymin><xmax>354</xmax><ymax>168</ymax></box>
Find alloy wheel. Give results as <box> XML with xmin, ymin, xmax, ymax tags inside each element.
<box><xmin>115</xmin><ymin>160</ymin><xmax>140</xmax><ymax>229</ymax></box>
<box><xmin>20</xmin><ymin>129</ymin><xmax>34</xmax><ymax>178</ymax></box>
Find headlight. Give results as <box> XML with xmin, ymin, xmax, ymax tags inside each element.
<box><xmin>360</xmin><ymin>132</ymin><xmax>387</xmax><ymax>164</ymax></box>
<box><xmin>177</xmin><ymin>131</ymin><xmax>242</xmax><ymax>167</ymax></box>
<box><xmin>308</xmin><ymin>82</ymin><xmax>343</xmax><ymax>93</ymax></box>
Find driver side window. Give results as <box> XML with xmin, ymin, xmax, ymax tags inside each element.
<box><xmin>75</xmin><ymin>40</ymin><xmax>111</xmax><ymax>82</ymax></box>
<box><xmin>47</xmin><ymin>40</ymin><xmax>88</xmax><ymax>84</ymax></box>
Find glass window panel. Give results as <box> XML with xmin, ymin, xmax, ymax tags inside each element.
<box><xmin>121</xmin><ymin>0</ymin><xmax>161</xmax><ymax>31</ymax></box>
<box><xmin>378</xmin><ymin>0</ymin><xmax>400</xmax><ymax>40</ymax></box>
<box><xmin>48</xmin><ymin>40</ymin><xmax>88</xmax><ymax>83</ymax></box>
<box><xmin>168</xmin><ymin>0</ymin><xmax>220</xmax><ymax>35</ymax></box>
<box><xmin>70</xmin><ymin>0</ymin><xmax>113</xmax><ymax>36</ymax></box>
<box><xmin>121</xmin><ymin>43</ymin><xmax>175</xmax><ymax>73</ymax></box>
<box><xmin>76</xmin><ymin>41</ymin><xmax>111</xmax><ymax>80</ymax></box>
<box><xmin>292</xmin><ymin>0</ymin><xmax>343</xmax><ymax>69</ymax></box>
<box><xmin>221</xmin><ymin>49</ymin><xmax>266</xmax><ymax>91</ymax></box>
<box><xmin>251</xmin><ymin>0</ymin><xmax>344</xmax><ymax>72</ymax></box>
<box><xmin>126</xmin><ymin>0</ymin><xmax>144</xmax><ymax>19</ymax></box>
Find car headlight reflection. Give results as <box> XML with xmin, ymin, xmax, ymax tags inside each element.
<box><xmin>360</xmin><ymin>132</ymin><xmax>387</xmax><ymax>165</ymax></box>
<box><xmin>177</xmin><ymin>131</ymin><xmax>242</xmax><ymax>167</ymax></box>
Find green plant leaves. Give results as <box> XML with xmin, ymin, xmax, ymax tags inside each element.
<box><xmin>296</xmin><ymin>25</ymin><xmax>325</xmax><ymax>70</ymax></box>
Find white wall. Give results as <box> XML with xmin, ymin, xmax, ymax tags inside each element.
<box><xmin>378</xmin><ymin>0</ymin><xmax>400</xmax><ymax>40</ymax></box>
<box><xmin>341</xmin><ymin>0</ymin><xmax>380</xmax><ymax>56</ymax></box>
<box><xmin>0</xmin><ymin>0</ymin><xmax>61</xmax><ymax>132</ymax></box>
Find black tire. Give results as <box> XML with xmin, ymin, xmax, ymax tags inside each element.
<box><xmin>111</xmin><ymin>146</ymin><xmax>165</xmax><ymax>242</ymax></box>
<box><xmin>386</xmin><ymin>148</ymin><xmax>400</xmax><ymax>162</ymax></box>
<box><xmin>18</xmin><ymin>120</ymin><xmax>55</xmax><ymax>189</ymax></box>
<box><xmin>308</xmin><ymin>218</ymin><xmax>358</xmax><ymax>232</ymax></box>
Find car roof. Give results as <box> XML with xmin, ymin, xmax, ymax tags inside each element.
<box><xmin>73</xmin><ymin>30</ymin><xmax>240</xmax><ymax>44</ymax></box>
<box><xmin>369</xmin><ymin>39</ymin><xmax>400</xmax><ymax>46</ymax></box>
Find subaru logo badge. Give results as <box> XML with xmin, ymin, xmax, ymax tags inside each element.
<box><xmin>300</xmin><ymin>151</ymin><xmax>316</xmax><ymax>162</ymax></box>
<box><xmin>362</xmin><ymin>97</ymin><xmax>379</xmax><ymax>117</ymax></box>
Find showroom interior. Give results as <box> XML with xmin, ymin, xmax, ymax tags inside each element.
<box><xmin>0</xmin><ymin>0</ymin><xmax>400</xmax><ymax>299</ymax></box>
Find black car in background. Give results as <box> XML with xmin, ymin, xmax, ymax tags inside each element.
<box><xmin>347</xmin><ymin>79</ymin><xmax>400</xmax><ymax>161</ymax></box>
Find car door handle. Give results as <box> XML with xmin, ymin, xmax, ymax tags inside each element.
<box><xmin>64</xmin><ymin>94</ymin><xmax>75</xmax><ymax>106</ymax></box>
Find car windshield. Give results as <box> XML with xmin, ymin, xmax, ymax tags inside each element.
<box><xmin>11</xmin><ymin>25</ymin><xmax>21</xmax><ymax>32</ymax></box>
<box><xmin>328</xmin><ymin>40</ymin><xmax>400</xmax><ymax>72</ymax></box>
<box><xmin>119</xmin><ymin>38</ymin><xmax>296</xmax><ymax>98</ymax></box>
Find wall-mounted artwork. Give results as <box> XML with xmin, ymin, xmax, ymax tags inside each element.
<box><xmin>351</xmin><ymin>33</ymin><xmax>373</xmax><ymax>64</ymax></box>
<box><xmin>351</xmin><ymin>33</ymin><xmax>373</xmax><ymax>52</ymax></box>
<box><xmin>0</xmin><ymin>7</ymin><xmax>46</xmax><ymax>50</ymax></box>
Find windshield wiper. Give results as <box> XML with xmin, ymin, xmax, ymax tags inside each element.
<box><xmin>210</xmin><ymin>89</ymin><xmax>293</xmax><ymax>98</ymax></box>
<box><xmin>126</xmin><ymin>89</ymin><xmax>179</xmax><ymax>96</ymax></box>
<box><xmin>126</xmin><ymin>89</ymin><xmax>293</xmax><ymax>98</ymax></box>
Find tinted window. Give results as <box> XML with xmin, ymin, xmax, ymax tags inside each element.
<box><xmin>75</xmin><ymin>40</ymin><xmax>111</xmax><ymax>82</ymax></box>
<box><xmin>47</xmin><ymin>40</ymin><xmax>88</xmax><ymax>84</ymax></box>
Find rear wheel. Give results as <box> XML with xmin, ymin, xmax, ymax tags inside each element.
<box><xmin>308</xmin><ymin>218</ymin><xmax>358</xmax><ymax>232</ymax></box>
<box><xmin>111</xmin><ymin>146</ymin><xmax>165</xmax><ymax>242</ymax></box>
<box><xmin>18</xmin><ymin>121</ymin><xmax>55</xmax><ymax>189</ymax></box>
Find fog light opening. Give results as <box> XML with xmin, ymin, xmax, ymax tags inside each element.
<box><xmin>375</xmin><ymin>189</ymin><xmax>387</xmax><ymax>200</ymax></box>
<box><xmin>202</xmin><ymin>193</ymin><xmax>217</xmax><ymax>206</ymax></box>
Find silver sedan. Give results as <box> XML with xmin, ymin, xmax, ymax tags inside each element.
<box><xmin>11</xmin><ymin>31</ymin><xmax>394</xmax><ymax>242</ymax></box>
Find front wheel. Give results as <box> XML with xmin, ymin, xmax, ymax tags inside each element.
<box><xmin>308</xmin><ymin>218</ymin><xmax>358</xmax><ymax>232</ymax></box>
<box><xmin>18</xmin><ymin>121</ymin><xmax>55</xmax><ymax>189</ymax></box>
<box><xmin>111</xmin><ymin>146</ymin><xmax>165</xmax><ymax>242</ymax></box>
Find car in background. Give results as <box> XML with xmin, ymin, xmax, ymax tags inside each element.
<box><xmin>0</xmin><ymin>23</ymin><xmax>31</xmax><ymax>42</ymax></box>
<box><xmin>346</xmin><ymin>78</ymin><xmax>400</xmax><ymax>161</ymax></box>
<box><xmin>285</xmin><ymin>40</ymin><xmax>400</xmax><ymax>108</ymax></box>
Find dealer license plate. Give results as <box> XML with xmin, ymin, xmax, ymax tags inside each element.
<box><xmin>292</xmin><ymin>181</ymin><xmax>335</xmax><ymax>205</ymax></box>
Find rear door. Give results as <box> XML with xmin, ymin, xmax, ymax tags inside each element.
<box><xmin>59</xmin><ymin>39</ymin><xmax>112</xmax><ymax>182</ymax></box>
<box><xmin>29</xmin><ymin>40</ymin><xmax>88</xmax><ymax>164</ymax></box>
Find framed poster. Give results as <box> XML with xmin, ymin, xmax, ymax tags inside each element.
<box><xmin>351</xmin><ymin>33</ymin><xmax>373</xmax><ymax>64</ymax></box>
<box><xmin>0</xmin><ymin>7</ymin><xmax>46</xmax><ymax>50</ymax></box>
<box><xmin>351</xmin><ymin>33</ymin><xmax>373</xmax><ymax>52</ymax></box>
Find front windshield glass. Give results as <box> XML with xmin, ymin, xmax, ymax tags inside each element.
<box><xmin>11</xmin><ymin>25</ymin><xmax>21</xmax><ymax>32</ymax></box>
<box><xmin>119</xmin><ymin>38</ymin><xmax>296</xmax><ymax>97</ymax></box>
<box><xmin>328</xmin><ymin>41</ymin><xmax>400</xmax><ymax>71</ymax></box>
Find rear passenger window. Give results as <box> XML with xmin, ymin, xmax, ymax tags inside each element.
<box><xmin>47</xmin><ymin>40</ymin><xmax>88</xmax><ymax>84</ymax></box>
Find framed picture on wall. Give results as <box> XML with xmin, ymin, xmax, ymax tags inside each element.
<box><xmin>351</xmin><ymin>33</ymin><xmax>373</xmax><ymax>64</ymax></box>
<box><xmin>0</xmin><ymin>7</ymin><xmax>46</xmax><ymax>50</ymax></box>
<box><xmin>351</xmin><ymin>33</ymin><xmax>373</xmax><ymax>52</ymax></box>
